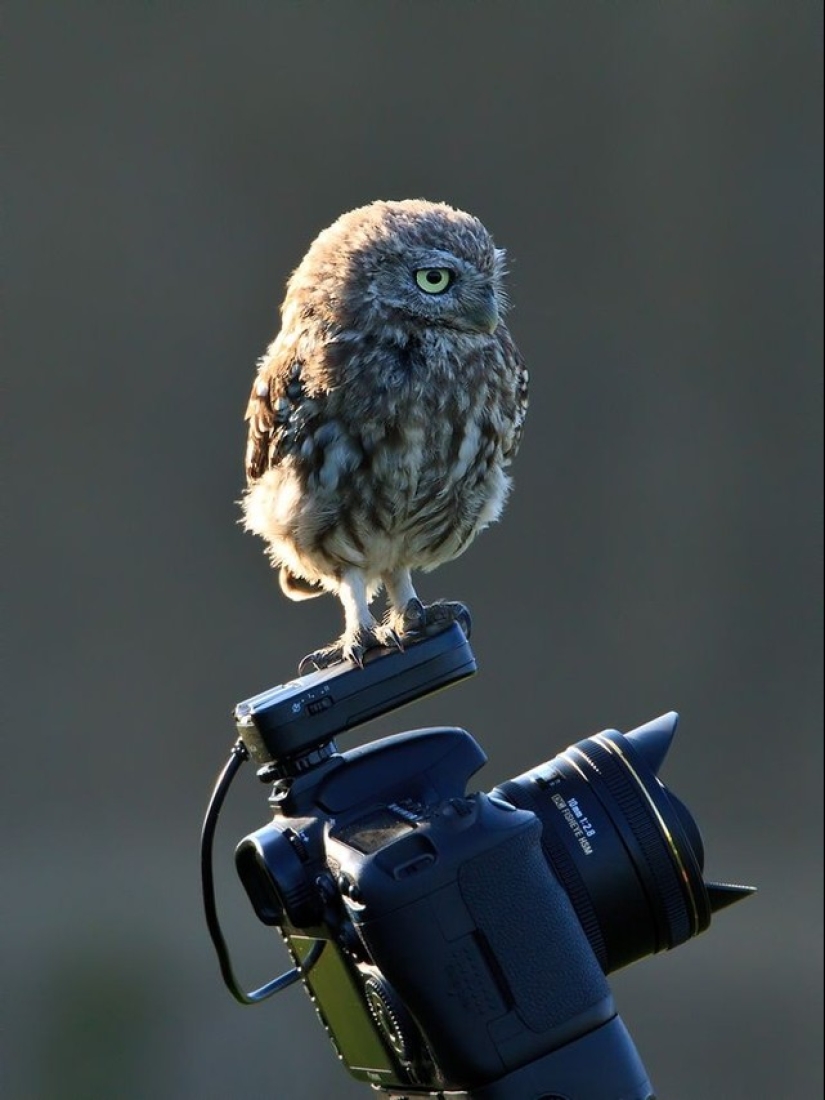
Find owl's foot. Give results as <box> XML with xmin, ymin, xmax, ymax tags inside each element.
<box><xmin>395</xmin><ymin>598</ymin><xmax>472</xmax><ymax>641</ymax></box>
<box><xmin>298</xmin><ymin>623</ymin><xmax>403</xmax><ymax>674</ymax></box>
<box><xmin>298</xmin><ymin>602</ymin><xmax>468</xmax><ymax>673</ymax></box>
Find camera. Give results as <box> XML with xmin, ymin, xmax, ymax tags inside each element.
<box><xmin>202</xmin><ymin>624</ymin><xmax>754</xmax><ymax>1099</ymax></box>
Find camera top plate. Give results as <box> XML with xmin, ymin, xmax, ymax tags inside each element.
<box><xmin>234</xmin><ymin>624</ymin><xmax>477</xmax><ymax>769</ymax></box>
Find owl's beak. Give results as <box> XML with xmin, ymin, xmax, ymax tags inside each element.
<box><xmin>463</xmin><ymin>290</ymin><xmax>500</xmax><ymax>335</ymax></box>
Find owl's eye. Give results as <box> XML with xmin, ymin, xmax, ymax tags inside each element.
<box><xmin>414</xmin><ymin>268</ymin><xmax>454</xmax><ymax>294</ymax></box>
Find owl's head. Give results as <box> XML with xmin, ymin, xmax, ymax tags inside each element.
<box><xmin>283</xmin><ymin>199</ymin><xmax>508</xmax><ymax>340</ymax></box>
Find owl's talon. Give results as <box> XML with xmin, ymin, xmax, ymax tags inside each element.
<box><xmin>379</xmin><ymin>609</ymin><xmax>410</xmax><ymax>650</ymax></box>
<box><xmin>397</xmin><ymin>598</ymin><xmax>472</xmax><ymax>642</ymax></box>
<box><xmin>347</xmin><ymin>644</ymin><xmax>366</xmax><ymax>669</ymax></box>
<box><xmin>298</xmin><ymin>623</ymin><xmax>400</xmax><ymax>674</ymax></box>
<box><xmin>398</xmin><ymin>598</ymin><xmax>427</xmax><ymax>635</ymax></box>
<box><xmin>298</xmin><ymin>648</ymin><xmax>335</xmax><ymax>675</ymax></box>
<box><xmin>299</xmin><ymin>644</ymin><xmax>362</xmax><ymax>674</ymax></box>
<box><xmin>453</xmin><ymin>603</ymin><xmax>472</xmax><ymax>637</ymax></box>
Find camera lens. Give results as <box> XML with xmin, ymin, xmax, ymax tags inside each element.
<box><xmin>493</xmin><ymin>713</ymin><xmax>751</xmax><ymax>973</ymax></box>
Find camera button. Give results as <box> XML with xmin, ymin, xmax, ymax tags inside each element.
<box><xmin>337</xmin><ymin>873</ymin><xmax>363</xmax><ymax>904</ymax></box>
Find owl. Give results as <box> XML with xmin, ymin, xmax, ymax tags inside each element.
<box><xmin>241</xmin><ymin>198</ymin><xmax>528</xmax><ymax>672</ymax></box>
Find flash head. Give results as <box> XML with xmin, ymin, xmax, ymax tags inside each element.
<box><xmin>234</xmin><ymin>624</ymin><xmax>476</xmax><ymax>778</ymax></box>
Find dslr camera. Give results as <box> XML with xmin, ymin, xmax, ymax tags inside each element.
<box><xmin>202</xmin><ymin>624</ymin><xmax>753</xmax><ymax>1099</ymax></box>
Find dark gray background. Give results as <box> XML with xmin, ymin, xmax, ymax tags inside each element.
<box><xmin>4</xmin><ymin>4</ymin><xmax>822</xmax><ymax>1098</ymax></box>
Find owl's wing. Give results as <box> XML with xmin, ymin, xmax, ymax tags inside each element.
<box><xmin>244</xmin><ymin>351</ymin><xmax>328</xmax><ymax>482</ymax></box>
<box><xmin>244</xmin><ymin>366</ymin><xmax>278</xmax><ymax>482</ymax></box>
<box><xmin>499</xmin><ymin>330</ymin><xmax>529</xmax><ymax>463</ymax></box>
<box><xmin>243</xmin><ymin>349</ymin><xmax>299</xmax><ymax>482</ymax></box>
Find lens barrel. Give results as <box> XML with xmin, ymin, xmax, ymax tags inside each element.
<box><xmin>493</xmin><ymin>712</ymin><xmax>746</xmax><ymax>973</ymax></box>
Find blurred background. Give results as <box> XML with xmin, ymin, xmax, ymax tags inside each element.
<box><xmin>4</xmin><ymin>4</ymin><xmax>822</xmax><ymax>1098</ymax></box>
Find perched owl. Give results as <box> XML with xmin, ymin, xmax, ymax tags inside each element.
<box><xmin>241</xmin><ymin>198</ymin><xmax>528</xmax><ymax>671</ymax></box>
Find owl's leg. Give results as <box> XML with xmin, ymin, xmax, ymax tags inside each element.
<box><xmin>382</xmin><ymin>569</ymin><xmax>418</xmax><ymax>631</ymax></box>
<box><xmin>383</xmin><ymin>570</ymin><xmax>472</xmax><ymax>641</ymax></box>
<box><xmin>299</xmin><ymin>569</ymin><xmax>393</xmax><ymax>673</ymax></box>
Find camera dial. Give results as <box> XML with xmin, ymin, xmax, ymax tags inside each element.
<box><xmin>363</xmin><ymin>971</ymin><xmax>420</xmax><ymax>1064</ymax></box>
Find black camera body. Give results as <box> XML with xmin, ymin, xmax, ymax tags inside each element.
<box><xmin>204</xmin><ymin>625</ymin><xmax>753</xmax><ymax>1099</ymax></box>
<box><xmin>237</xmin><ymin>725</ymin><xmax>633</xmax><ymax>1097</ymax></box>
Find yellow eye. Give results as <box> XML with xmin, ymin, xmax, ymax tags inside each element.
<box><xmin>415</xmin><ymin>268</ymin><xmax>453</xmax><ymax>294</ymax></box>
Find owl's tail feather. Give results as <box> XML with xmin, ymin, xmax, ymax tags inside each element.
<box><xmin>279</xmin><ymin>568</ymin><xmax>325</xmax><ymax>601</ymax></box>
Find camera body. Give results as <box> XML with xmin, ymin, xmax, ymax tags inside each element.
<box><xmin>210</xmin><ymin>625</ymin><xmax>753</xmax><ymax>1099</ymax></box>
<box><xmin>238</xmin><ymin>725</ymin><xmax>641</xmax><ymax>1097</ymax></box>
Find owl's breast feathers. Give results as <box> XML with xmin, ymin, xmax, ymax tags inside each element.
<box><xmin>243</xmin><ymin>325</ymin><xmax>527</xmax><ymax>575</ymax></box>
<box><xmin>246</xmin><ymin>326</ymin><xmax>525</xmax><ymax>476</ymax></box>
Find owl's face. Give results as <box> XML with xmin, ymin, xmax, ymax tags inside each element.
<box><xmin>366</xmin><ymin>239</ymin><xmax>504</xmax><ymax>336</ymax></box>
<box><xmin>283</xmin><ymin>199</ymin><xmax>508</xmax><ymax>342</ymax></box>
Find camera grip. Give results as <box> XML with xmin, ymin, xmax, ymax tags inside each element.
<box><xmin>459</xmin><ymin>1015</ymin><xmax>655</xmax><ymax>1100</ymax></box>
<box><xmin>351</xmin><ymin>804</ymin><xmax>616</xmax><ymax>1086</ymax></box>
<box><xmin>458</xmin><ymin>820</ymin><xmax>610</xmax><ymax>1033</ymax></box>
